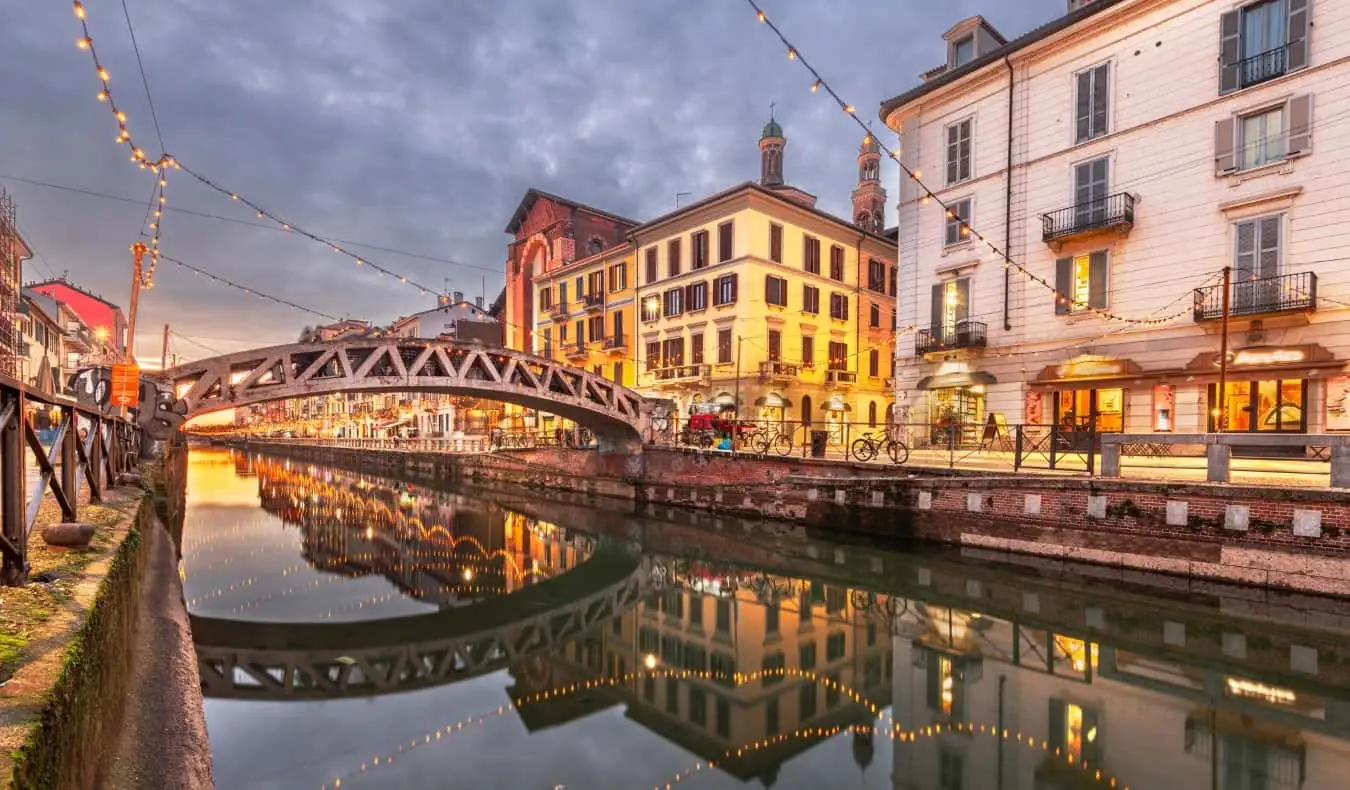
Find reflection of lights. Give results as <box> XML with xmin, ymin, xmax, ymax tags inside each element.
<box><xmin>644</xmin><ymin>654</ymin><xmax>658</xmax><ymax>670</ymax></box>
<box><xmin>463</xmin><ymin>568</ymin><xmax>474</xmax><ymax>582</ymax></box>
<box><xmin>365</xmin><ymin>527</ymin><xmax>374</xmax><ymax>540</ymax></box>
<box><xmin>1225</xmin><ymin>677</ymin><xmax>1296</xmax><ymax>705</ymax></box>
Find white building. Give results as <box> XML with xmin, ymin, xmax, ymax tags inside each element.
<box><xmin>18</xmin><ymin>292</ymin><xmax>62</xmax><ymax>393</ymax></box>
<box><xmin>388</xmin><ymin>294</ymin><xmax>493</xmax><ymax>339</ymax></box>
<box><xmin>882</xmin><ymin>0</ymin><xmax>1349</xmax><ymax>449</ymax></box>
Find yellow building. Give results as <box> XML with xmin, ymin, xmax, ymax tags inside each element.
<box><xmin>533</xmin><ymin>242</ymin><xmax>637</xmax><ymax>389</ymax></box>
<box><xmin>631</xmin><ymin>118</ymin><xmax>898</xmax><ymax>436</ymax></box>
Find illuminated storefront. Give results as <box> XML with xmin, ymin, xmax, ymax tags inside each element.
<box><xmin>1029</xmin><ymin>355</ymin><xmax>1153</xmax><ymax>434</ymax></box>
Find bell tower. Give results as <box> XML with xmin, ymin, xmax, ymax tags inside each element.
<box><xmin>852</xmin><ymin>132</ymin><xmax>887</xmax><ymax>233</ymax></box>
<box><xmin>759</xmin><ymin>105</ymin><xmax>785</xmax><ymax>187</ymax></box>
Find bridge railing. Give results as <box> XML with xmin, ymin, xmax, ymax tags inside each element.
<box><xmin>2</xmin><ymin>374</ymin><xmax>142</xmax><ymax>585</ymax></box>
<box><xmin>228</xmin><ymin>435</ymin><xmax>496</xmax><ymax>454</ymax></box>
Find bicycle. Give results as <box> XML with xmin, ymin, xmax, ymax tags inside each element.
<box><xmin>747</xmin><ymin>426</ymin><xmax>793</xmax><ymax>456</ymax></box>
<box><xmin>850</xmin><ymin>430</ymin><xmax>909</xmax><ymax>464</ymax></box>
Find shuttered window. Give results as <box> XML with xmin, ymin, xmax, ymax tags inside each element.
<box><xmin>802</xmin><ymin>284</ymin><xmax>820</xmax><ymax>314</ymax></box>
<box><xmin>662</xmin><ymin>287</ymin><xmax>684</xmax><ymax>318</ymax></box>
<box><xmin>829</xmin><ymin>245</ymin><xmax>845</xmax><ymax>281</ymax></box>
<box><xmin>829</xmin><ymin>293</ymin><xmax>849</xmax><ymax>321</ymax></box>
<box><xmin>770</xmin><ymin>224</ymin><xmax>784</xmax><ymax>263</ymax></box>
<box><xmin>945</xmin><ymin>118</ymin><xmax>973</xmax><ymax>185</ymax></box>
<box><xmin>713</xmin><ymin>273</ymin><xmax>739</xmax><ymax>306</ymax></box>
<box><xmin>686</xmin><ymin>281</ymin><xmax>708</xmax><ymax>312</ymax></box>
<box><xmin>692</xmin><ymin>230</ymin><xmax>710</xmax><ymax>269</ymax></box>
<box><xmin>801</xmin><ymin>336</ymin><xmax>815</xmax><ymax>366</ymax></box>
<box><xmin>944</xmin><ymin>199</ymin><xmax>973</xmax><ymax>247</ymax></box>
<box><xmin>802</xmin><ymin>234</ymin><xmax>820</xmax><ymax>273</ymax></box>
<box><xmin>645</xmin><ymin>248</ymin><xmax>658</xmax><ymax>284</ymax></box>
<box><xmin>1074</xmin><ymin>62</ymin><xmax>1110</xmax><ymax>143</ymax></box>
<box><xmin>717</xmin><ymin>221</ymin><xmax>734</xmax><ymax>262</ymax></box>
<box><xmin>929</xmin><ymin>279</ymin><xmax>970</xmax><ymax>336</ymax></box>
<box><xmin>691</xmin><ymin>333</ymin><xmax>704</xmax><ymax>365</ymax></box>
<box><xmin>767</xmin><ymin>330</ymin><xmax>781</xmax><ymax>361</ymax></box>
<box><xmin>646</xmin><ymin>341</ymin><xmax>660</xmax><ymax>371</ymax></box>
<box><xmin>667</xmin><ymin>238</ymin><xmax>682</xmax><ymax>277</ymax></box>
<box><xmin>1235</xmin><ymin>214</ymin><xmax>1282</xmax><ymax>282</ymax></box>
<box><xmin>1215</xmin><ymin>94</ymin><xmax>1312</xmax><ymax>175</ymax></box>
<box><xmin>765</xmin><ymin>275</ymin><xmax>788</xmax><ymax>307</ymax></box>
<box><xmin>1053</xmin><ymin>251</ymin><xmax>1109</xmax><ymax>314</ymax></box>
<box><xmin>717</xmin><ymin>329</ymin><xmax>732</xmax><ymax>364</ymax></box>
<box><xmin>1219</xmin><ymin>0</ymin><xmax>1309</xmax><ymax>95</ymax></box>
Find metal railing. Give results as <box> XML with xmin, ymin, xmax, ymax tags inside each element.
<box><xmin>1192</xmin><ymin>271</ymin><xmax>1317</xmax><ymax>322</ymax></box>
<box><xmin>1238</xmin><ymin>44</ymin><xmax>1289</xmax><ymax>89</ymax></box>
<box><xmin>2</xmin><ymin>375</ymin><xmax>141</xmax><ymax>585</ymax></box>
<box><xmin>583</xmin><ymin>293</ymin><xmax>605</xmax><ymax>310</ymax></box>
<box><xmin>826</xmin><ymin>370</ymin><xmax>857</xmax><ymax>385</ymax></box>
<box><xmin>1041</xmin><ymin>192</ymin><xmax>1135</xmax><ymax>242</ymax></box>
<box><xmin>758</xmin><ymin>361</ymin><xmax>799</xmax><ymax>379</ymax></box>
<box><xmin>546</xmin><ymin>303</ymin><xmax>569</xmax><ymax>318</ymax></box>
<box><xmin>603</xmin><ymin>335</ymin><xmax>629</xmax><ymax>351</ymax></box>
<box><xmin>915</xmin><ymin>321</ymin><xmax>988</xmax><ymax>355</ymax></box>
<box><xmin>227</xmin><ymin>435</ymin><xmax>494</xmax><ymax>453</ymax></box>
<box><xmin>565</xmin><ymin>341</ymin><xmax>588</xmax><ymax>358</ymax></box>
<box><xmin>653</xmin><ymin>364</ymin><xmax>710</xmax><ymax>383</ymax></box>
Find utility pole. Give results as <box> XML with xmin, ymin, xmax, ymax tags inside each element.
<box><xmin>732</xmin><ymin>335</ymin><xmax>744</xmax><ymax>424</ymax></box>
<box><xmin>160</xmin><ymin>323</ymin><xmax>170</xmax><ymax>371</ymax></box>
<box><xmin>1216</xmin><ymin>265</ymin><xmax>1232</xmax><ymax>433</ymax></box>
<box><xmin>127</xmin><ymin>241</ymin><xmax>147</xmax><ymax>363</ymax></box>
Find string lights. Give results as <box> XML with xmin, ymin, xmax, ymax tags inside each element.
<box><xmin>159</xmin><ymin>255</ymin><xmax>343</xmax><ymax>321</ymax></box>
<box><xmin>743</xmin><ymin>0</ymin><xmax>1193</xmax><ymax>328</ymax></box>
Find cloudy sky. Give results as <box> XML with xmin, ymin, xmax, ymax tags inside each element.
<box><xmin>2</xmin><ymin>0</ymin><xmax>1064</xmax><ymax>363</ymax></box>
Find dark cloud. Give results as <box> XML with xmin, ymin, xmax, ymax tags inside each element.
<box><xmin>1</xmin><ymin>0</ymin><xmax>1063</xmax><ymax>360</ymax></box>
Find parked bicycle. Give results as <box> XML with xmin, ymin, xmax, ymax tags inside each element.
<box><xmin>850</xmin><ymin>430</ymin><xmax>909</xmax><ymax>464</ymax></box>
<box><xmin>746</xmin><ymin>426</ymin><xmax>793</xmax><ymax>456</ymax></box>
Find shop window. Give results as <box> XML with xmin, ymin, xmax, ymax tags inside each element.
<box><xmin>1054</xmin><ymin>388</ymin><xmax>1125</xmax><ymax>433</ymax></box>
<box><xmin>1054</xmin><ymin>251</ymin><xmax>1108</xmax><ymax>314</ymax></box>
<box><xmin>929</xmin><ymin>386</ymin><xmax>985</xmax><ymax>444</ymax></box>
<box><xmin>1049</xmin><ymin>698</ymin><xmax>1103</xmax><ymax>768</ymax></box>
<box><xmin>1208</xmin><ymin>379</ymin><xmax>1306</xmax><ymax>432</ymax></box>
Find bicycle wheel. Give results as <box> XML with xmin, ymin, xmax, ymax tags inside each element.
<box><xmin>851</xmin><ymin>437</ymin><xmax>876</xmax><ymax>462</ymax></box>
<box><xmin>887</xmin><ymin>439</ymin><xmax>909</xmax><ymax>465</ymax></box>
<box><xmin>771</xmin><ymin>434</ymin><xmax>792</xmax><ymax>456</ymax></box>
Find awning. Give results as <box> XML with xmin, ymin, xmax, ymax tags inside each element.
<box><xmin>754</xmin><ymin>393</ymin><xmax>793</xmax><ymax>408</ymax></box>
<box><xmin>713</xmin><ymin>392</ymin><xmax>738</xmax><ymax>406</ymax></box>
<box><xmin>821</xmin><ymin>396</ymin><xmax>852</xmax><ymax>412</ymax></box>
<box><xmin>916</xmin><ymin>371</ymin><xmax>997</xmax><ymax>390</ymax></box>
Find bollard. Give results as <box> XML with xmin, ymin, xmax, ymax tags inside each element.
<box><xmin>1206</xmin><ymin>444</ymin><xmax>1231</xmax><ymax>484</ymax></box>
<box><xmin>1098</xmin><ymin>442</ymin><xmax>1121</xmax><ymax>478</ymax></box>
<box><xmin>1331</xmin><ymin>446</ymin><xmax>1350</xmax><ymax>489</ymax></box>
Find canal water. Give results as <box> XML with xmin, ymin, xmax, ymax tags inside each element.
<box><xmin>181</xmin><ymin>446</ymin><xmax>1350</xmax><ymax>790</ymax></box>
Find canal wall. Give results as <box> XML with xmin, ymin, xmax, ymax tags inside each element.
<box><xmin>223</xmin><ymin>440</ymin><xmax>1350</xmax><ymax>598</ymax></box>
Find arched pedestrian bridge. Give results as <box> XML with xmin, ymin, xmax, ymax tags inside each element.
<box><xmin>158</xmin><ymin>339</ymin><xmax>652</xmax><ymax>448</ymax></box>
<box><xmin>190</xmin><ymin>548</ymin><xmax>649</xmax><ymax>701</ymax></box>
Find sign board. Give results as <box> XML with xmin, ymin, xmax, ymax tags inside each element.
<box><xmin>110</xmin><ymin>363</ymin><xmax>140</xmax><ymax>407</ymax></box>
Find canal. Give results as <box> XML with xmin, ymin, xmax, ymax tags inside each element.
<box><xmin>180</xmin><ymin>447</ymin><xmax>1350</xmax><ymax>790</ymax></box>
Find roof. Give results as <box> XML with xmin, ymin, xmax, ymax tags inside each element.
<box><xmin>391</xmin><ymin>301</ymin><xmax>489</xmax><ymax>329</ymax></box>
<box><xmin>878</xmin><ymin>0</ymin><xmax>1126</xmax><ymax>123</ymax></box>
<box><xmin>21</xmin><ymin>288</ymin><xmax>62</xmax><ymax>326</ymax></box>
<box><xmin>503</xmin><ymin>187</ymin><xmax>639</xmax><ymax>235</ymax></box>
<box><xmin>630</xmin><ymin>181</ymin><xmax>894</xmax><ymax>247</ymax></box>
<box><xmin>27</xmin><ymin>278</ymin><xmax>124</xmax><ymax>311</ymax></box>
<box><xmin>488</xmin><ymin>286</ymin><xmax>506</xmax><ymax>318</ymax></box>
<box><xmin>761</xmin><ymin>117</ymin><xmax>784</xmax><ymax>140</ymax></box>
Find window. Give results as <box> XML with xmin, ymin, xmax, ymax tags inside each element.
<box><xmin>827</xmin><ymin>341</ymin><xmax>848</xmax><ymax>371</ymax></box>
<box><xmin>587</xmin><ymin>270</ymin><xmax>605</xmax><ymax>298</ymax></box>
<box><xmin>717</xmin><ymin>329</ymin><xmax>732</xmax><ymax>364</ymax></box>
<box><xmin>716</xmin><ymin>698</ymin><xmax>731</xmax><ymax>737</ymax></box>
<box><xmin>538</xmin><ymin>287</ymin><xmax>553</xmax><ymax>311</ymax></box>
<box><xmin>951</xmin><ymin>35</ymin><xmax>974</xmax><ymax>67</ymax></box>
<box><xmin>1241</xmin><ymin>105</ymin><xmax>1285</xmax><ymax>169</ymax></box>
<box><xmin>667</xmin><ymin>238</ymin><xmax>682</xmax><ymax>277</ymax></box>
<box><xmin>765</xmin><ymin>698</ymin><xmax>780</xmax><ymax>735</ymax></box>
<box><xmin>945</xmin><ymin>118</ymin><xmax>973</xmax><ymax>185</ymax></box>
<box><xmin>645</xmin><ymin>341</ymin><xmax>660</xmax><ymax>371</ymax></box>
<box><xmin>802</xmin><ymin>285</ymin><xmax>820</xmax><ymax>314</ymax></box>
<box><xmin>686</xmin><ymin>281</ymin><xmax>708</xmax><ymax>312</ymax></box>
<box><xmin>663</xmin><ymin>287</ymin><xmax>684</xmax><ymax>318</ymax></box>
<box><xmin>587</xmin><ymin>315</ymin><xmax>605</xmax><ymax>342</ymax></box>
<box><xmin>662</xmin><ymin>337</ymin><xmax>685</xmax><ymax>367</ymax></box>
<box><xmin>608</xmin><ymin>262</ymin><xmax>627</xmax><ymax>292</ymax></box>
<box><xmin>645</xmin><ymin>248</ymin><xmax>658</xmax><ymax>284</ymax></box>
<box><xmin>869</xmin><ymin>349</ymin><xmax>880</xmax><ymax>378</ymax></box>
<box><xmin>762</xmin><ymin>652</ymin><xmax>785</xmax><ymax>688</ymax></box>
<box><xmin>829</xmin><ymin>292</ymin><xmax>849</xmax><ymax>321</ymax></box>
<box><xmin>889</xmin><ymin>267</ymin><xmax>897</xmax><ymax>297</ymax></box>
<box><xmin>1219</xmin><ymin>0</ymin><xmax>1307</xmax><ymax>94</ymax></box>
<box><xmin>829</xmin><ymin>245</ymin><xmax>844</xmax><ymax>281</ymax></box>
<box><xmin>613</xmin><ymin>362</ymin><xmax>624</xmax><ymax>382</ymax></box>
<box><xmin>1216</xmin><ymin>95</ymin><xmax>1311</xmax><ymax>174</ymax></box>
<box><xmin>938</xmin><ymin>750</ymin><xmax>964</xmax><ymax>790</ymax></box>
<box><xmin>691</xmin><ymin>333</ymin><xmax>704</xmax><ymax>365</ymax></box>
<box><xmin>803</xmin><ymin>235</ymin><xmax>820</xmax><ymax>273</ymax></box>
<box><xmin>717</xmin><ymin>221</ymin><xmax>734</xmax><ymax>262</ymax></box>
<box><xmin>641</xmin><ymin>297</ymin><xmax>660</xmax><ymax>323</ymax></box>
<box><xmin>558</xmin><ymin>281</ymin><xmax>568</xmax><ymax>306</ymax></box>
<box><xmin>559</xmin><ymin>323</ymin><xmax>568</xmax><ymax>341</ymax></box>
<box><xmin>945</xmin><ymin>198</ymin><xmax>973</xmax><ymax>247</ymax></box>
<box><xmin>574</xmin><ymin>319</ymin><xmax>584</xmax><ymax>344</ymax></box>
<box><xmin>692</xmin><ymin>230</ymin><xmax>710</xmax><ymax>269</ymax></box>
<box><xmin>799</xmin><ymin>641</ymin><xmax>817</xmax><ymax>670</ymax></box>
<box><xmin>611</xmin><ymin>310</ymin><xmax>624</xmax><ymax>341</ymax></box>
<box><xmin>713</xmin><ymin>273</ymin><xmax>738</xmax><ymax>306</ymax></box>
<box><xmin>767</xmin><ymin>330</ymin><xmax>781</xmax><ymax>361</ymax></box>
<box><xmin>541</xmin><ymin>328</ymin><xmax>553</xmax><ymax>358</ymax></box>
<box><xmin>870</xmin><ymin>303</ymin><xmax>881</xmax><ymax>328</ymax></box>
<box><xmin>1073</xmin><ymin>157</ymin><xmax>1110</xmax><ymax>227</ymax></box>
<box><xmin>1054</xmin><ymin>251</ymin><xmax>1109</xmax><ymax>314</ymax></box>
<box><xmin>801</xmin><ymin>336</ymin><xmax>814</xmax><ymax>367</ymax></box>
<box><xmin>765</xmin><ymin>275</ymin><xmax>788</xmax><ymax>307</ymax></box>
<box><xmin>689</xmin><ymin>689</ymin><xmax>707</xmax><ymax>726</ymax></box>
<box><xmin>1074</xmin><ymin>62</ymin><xmax>1110</xmax><ymax>143</ymax></box>
<box><xmin>931</xmin><ymin>278</ymin><xmax>971</xmax><ymax>336</ymax></box>
<box><xmin>770</xmin><ymin>224</ymin><xmax>784</xmax><ymax>263</ymax></box>
<box><xmin>1234</xmin><ymin>214</ymin><xmax>1282</xmax><ymax>293</ymax></box>
<box><xmin>866</xmin><ymin>259</ymin><xmax>887</xmax><ymax>293</ymax></box>
<box><xmin>799</xmin><ymin>684</ymin><xmax>817</xmax><ymax>719</ymax></box>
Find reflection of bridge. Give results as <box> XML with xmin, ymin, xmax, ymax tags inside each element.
<box><xmin>191</xmin><ymin>548</ymin><xmax>648</xmax><ymax>700</ymax></box>
<box><xmin>159</xmin><ymin>338</ymin><xmax>651</xmax><ymax>447</ymax></box>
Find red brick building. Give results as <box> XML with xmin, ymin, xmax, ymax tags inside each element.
<box><xmin>28</xmin><ymin>278</ymin><xmax>128</xmax><ymax>359</ymax></box>
<box><xmin>502</xmin><ymin>189</ymin><xmax>636</xmax><ymax>353</ymax></box>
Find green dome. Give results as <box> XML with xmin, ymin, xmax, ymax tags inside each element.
<box><xmin>761</xmin><ymin>118</ymin><xmax>784</xmax><ymax>139</ymax></box>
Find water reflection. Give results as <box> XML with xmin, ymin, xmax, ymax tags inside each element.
<box><xmin>183</xmin><ymin>448</ymin><xmax>1350</xmax><ymax>790</ymax></box>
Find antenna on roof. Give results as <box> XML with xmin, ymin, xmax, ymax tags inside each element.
<box><xmin>676</xmin><ymin>192</ymin><xmax>693</xmax><ymax>209</ymax></box>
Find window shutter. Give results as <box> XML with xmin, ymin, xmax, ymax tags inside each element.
<box><xmin>1091</xmin><ymin>63</ymin><xmax>1110</xmax><ymax>138</ymax></box>
<box><xmin>1258</xmin><ymin>216</ymin><xmax>1281</xmax><ymax>277</ymax></box>
<box><xmin>1287</xmin><ymin>0</ymin><xmax>1310</xmax><ymax>72</ymax></box>
<box><xmin>930</xmin><ymin>284</ymin><xmax>944</xmax><ymax>333</ymax></box>
<box><xmin>1075</xmin><ymin>70</ymin><xmax>1093</xmax><ymax>143</ymax></box>
<box><xmin>1219</xmin><ymin>10</ymin><xmax>1241</xmax><ymax>94</ymax></box>
<box><xmin>764</xmin><ymin>275</ymin><xmax>773</xmax><ymax>305</ymax></box>
<box><xmin>730</xmin><ymin>273</ymin><xmax>739</xmax><ymax>301</ymax></box>
<box><xmin>1048</xmin><ymin>699</ymin><xmax>1067</xmax><ymax>750</ymax></box>
<box><xmin>1234</xmin><ymin>220</ymin><xmax>1257</xmax><ymax>280</ymax></box>
<box><xmin>1055</xmin><ymin>257</ymin><xmax>1072</xmax><ymax>315</ymax></box>
<box><xmin>1214</xmin><ymin>118</ymin><xmax>1238</xmax><ymax>175</ymax></box>
<box><xmin>1088</xmin><ymin>251</ymin><xmax>1109</xmax><ymax>309</ymax></box>
<box><xmin>955</xmin><ymin>278</ymin><xmax>971</xmax><ymax>323</ymax></box>
<box><xmin>946</xmin><ymin>126</ymin><xmax>959</xmax><ymax>184</ymax></box>
<box><xmin>1287</xmin><ymin>94</ymin><xmax>1313</xmax><ymax>156</ymax></box>
<box><xmin>685</xmin><ymin>282</ymin><xmax>696</xmax><ymax>308</ymax></box>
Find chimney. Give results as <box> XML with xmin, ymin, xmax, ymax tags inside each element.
<box><xmin>474</xmin><ymin>296</ymin><xmax>484</xmax><ymax>309</ymax></box>
<box><xmin>453</xmin><ymin>290</ymin><xmax>463</xmax><ymax>304</ymax></box>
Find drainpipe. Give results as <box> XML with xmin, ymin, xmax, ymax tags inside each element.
<box><xmin>855</xmin><ymin>233</ymin><xmax>865</xmax><ymax>388</ymax></box>
<box><xmin>1003</xmin><ymin>56</ymin><xmax>1015</xmax><ymax>333</ymax></box>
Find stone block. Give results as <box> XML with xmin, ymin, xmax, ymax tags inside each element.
<box><xmin>834</xmin><ymin>549</ymin><xmax>846</xmax><ymax>565</ymax></box>
<box><xmin>916</xmin><ymin>491</ymin><xmax>933</xmax><ymax>511</ymax></box>
<box><xmin>835</xmin><ymin>489</ymin><xmax>847</xmax><ymax>505</ymax></box>
<box><xmin>871</xmin><ymin>490</ymin><xmax>885</xmax><ymax>508</ymax></box>
<box><xmin>1022</xmin><ymin>592</ymin><xmax>1040</xmax><ymax>613</ymax></box>
<box><xmin>1086</xmin><ymin>495</ymin><xmax>1107</xmax><ymax>519</ymax></box>
<box><xmin>1023</xmin><ymin>494</ymin><xmax>1042</xmax><ymax>516</ymax></box>
<box><xmin>966</xmin><ymin>493</ymin><xmax>983</xmax><ymax>513</ymax></box>
<box><xmin>1292</xmin><ymin>509</ymin><xmax>1322</xmax><ymax>538</ymax></box>
<box><xmin>41</xmin><ymin>522</ymin><xmax>96</xmax><ymax>548</ymax></box>
<box><xmin>1099</xmin><ymin>442</ymin><xmax>1121</xmax><ymax>477</ymax></box>
<box><xmin>1166</xmin><ymin>500</ymin><xmax>1189</xmax><ymax>527</ymax></box>
<box><xmin>1225</xmin><ymin>504</ymin><xmax>1250</xmax><ymax>532</ymax></box>
<box><xmin>1333</xmin><ymin>445</ymin><xmax>1350</xmax><ymax>489</ymax></box>
<box><xmin>807</xmin><ymin>488</ymin><xmax>818</xmax><ymax>502</ymax></box>
<box><xmin>916</xmin><ymin>568</ymin><xmax>931</xmax><ymax>586</ymax></box>
<box><xmin>1222</xmin><ymin>632</ymin><xmax>1247</xmax><ymax>659</ymax></box>
<box><xmin>1163</xmin><ymin>621</ymin><xmax>1186</xmax><ymax>647</ymax></box>
<box><xmin>1085</xmin><ymin>607</ymin><xmax>1105</xmax><ymax>629</ymax></box>
<box><xmin>1290</xmin><ymin>644</ymin><xmax>1319</xmax><ymax>675</ymax></box>
<box><xmin>965</xmin><ymin>579</ymin><xmax>983</xmax><ymax>598</ymax></box>
<box><xmin>1207</xmin><ymin>444</ymin><xmax>1231</xmax><ymax>483</ymax></box>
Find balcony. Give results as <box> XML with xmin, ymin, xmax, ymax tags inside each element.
<box><xmin>915</xmin><ymin>320</ymin><xmax>988</xmax><ymax>355</ymax></box>
<box><xmin>758</xmin><ymin>360</ymin><xmax>799</xmax><ymax>381</ymax></box>
<box><xmin>1041</xmin><ymin>192</ymin><xmax>1134</xmax><ymax>251</ymax></box>
<box><xmin>583</xmin><ymin>293</ymin><xmax>605</xmax><ymax>312</ymax></box>
<box><xmin>546</xmin><ymin>302</ymin><xmax>569</xmax><ymax>319</ymax></box>
<box><xmin>826</xmin><ymin>370</ymin><xmax>857</xmax><ymax>387</ymax></box>
<box><xmin>1192</xmin><ymin>271</ymin><xmax>1317</xmax><ymax>323</ymax></box>
<box><xmin>602</xmin><ymin>335</ymin><xmax>629</xmax><ymax>353</ymax></box>
<box><xmin>565</xmin><ymin>341</ymin><xmax>588</xmax><ymax>359</ymax></box>
<box><xmin>1237</xmin><ymin>44</ymin><xmax>1288</xmax><ymax>90</ymax></box>
<box><xmin>653</xmin><ymin>364</ymin><xmax>710</xmax><ymax>384</ymax></box>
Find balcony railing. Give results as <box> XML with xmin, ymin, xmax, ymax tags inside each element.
<box><xmin>583</xmin><ymin>293</ymin><xmax>605</xmax><ymax>311</ymax></box>
<box><xmin>1238</xmin><ymin>44</ymin><xmax>1288</xmax><ymax>90</ymax></box>
<box><xmin>603</xmin><ymin>335</ymin><xmax>628</xmax><ymax>351</ymax></box>
<box><xmin>826</xmin><ymin>370</ymin><xmax>857</xmax><ymax>386</ymax></box>
<box><xmin>565</xmin><ymin>341</ymin><xmax>588</xmax><ymax>358</ymax></box>
<box><xmin>653</xmin><ymin>364</ymin><xmax>710</xmax><ymax>383</ymax></box>
<box><xmin>1192</xmin><ymin>271</ymin><xmax>1317</xmax><ymax>322</ymax></box>
<box><xmin>1041</xmin><ymin>192</ymin><xmax>1135</xmax><ymax>245</ymax></box>
<box><xmin>546</xmin><ymin>302</ymin><xmax>568</xmax><ymax>318</ymax></box>
<box><xmin>758</xmin><ymin>361</ymin><xmax>799</xmax><ymax>380</ymax></box>
<box><xmin>915</xmin><ymin>320</ymin><xmax>988</xmax><ymax>355</ymax></box>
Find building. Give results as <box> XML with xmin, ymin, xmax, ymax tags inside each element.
<box><xmin>882</xmin><ymin>0</ymin><xmax>1350</xmax><ymax>447</ymax></box>
<box><xmin>388</xmin><ymin>293</ymin><xmax>501</xmax><ymax>345</ymax></box>
<box><xmin>300</xmin><ymin>319</ymin><xmax>375</xmax><ymax>343</ymax></box>
<box><xmin>27</xmin><ymin>277</ymin><xmax>128</xmax><ymax>360</ymax></box>
<box><xmin>630</xmin><ymin>117</ymin><xmax>898</xmax><ymax>436</ymax></box>
<box><xmin>533</xmin><ymin>241</ymin><xmax>636</xmax><ymax>392</ymax></box>
<box><xmin>17</xmin><ymin>292</ymin><xmax>62</xmax><ymax>393</ymax></box>
<box><xmin>0</xmin><ymin>189</ymin><xmax>30</xmax><ymax>380</ymax></box>
<box><xmin>503</xmin><ymin>189</ymin><xmax>638</xmax><ymax>354</ymax></box>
